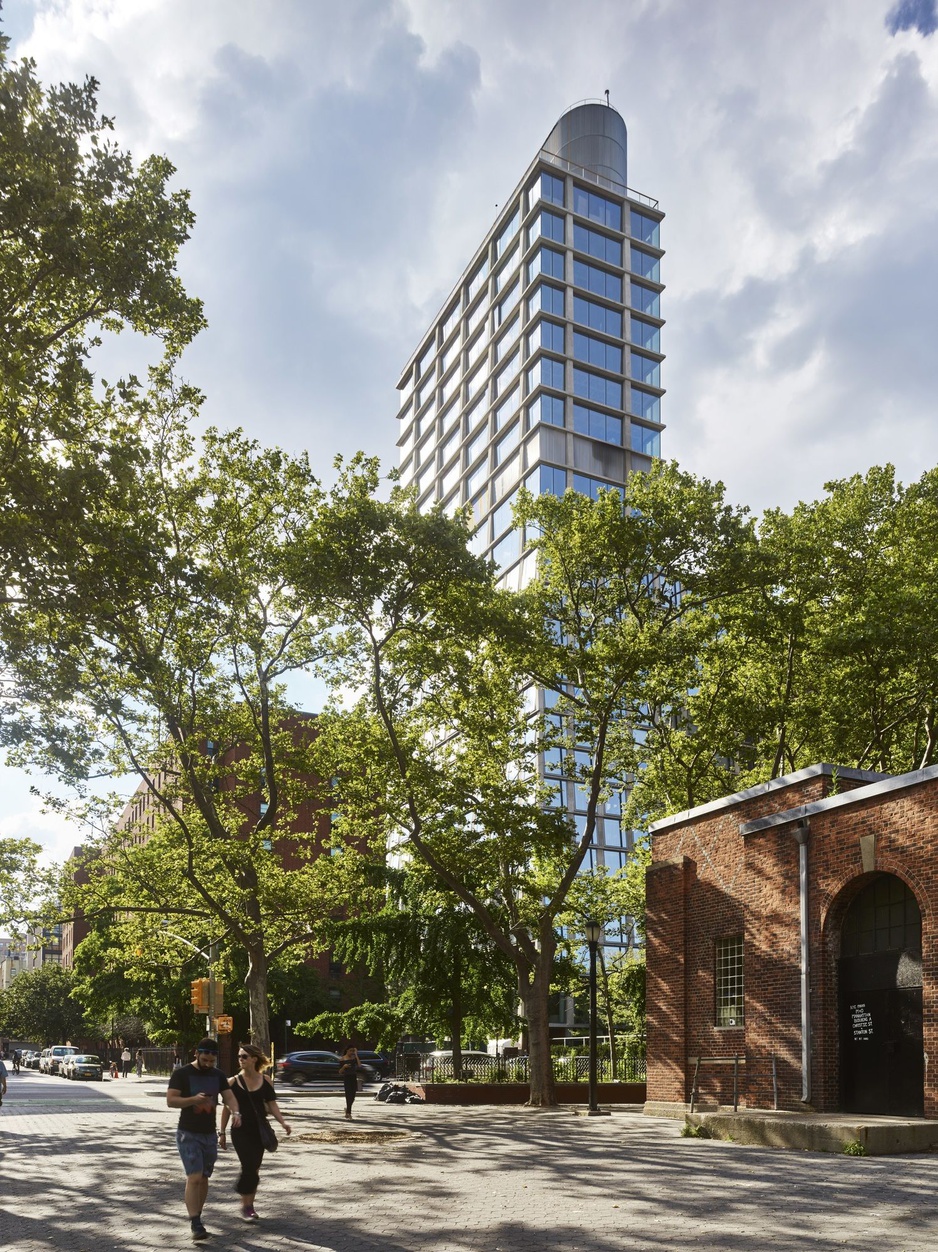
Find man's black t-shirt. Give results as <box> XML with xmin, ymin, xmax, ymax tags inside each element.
<box><xmin>167</xmin><ymin>1063</ymin><xmax>227</xmax><ymax>1134</ymax></box>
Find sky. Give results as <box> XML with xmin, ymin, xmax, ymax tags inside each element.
<box><xmin>2</xmin><ymin>0</ymin><xmax>938</xmax><ymax>864</ymax></box>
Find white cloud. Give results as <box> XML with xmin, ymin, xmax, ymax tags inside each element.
<box><xmin>4</xmin><ymin>0</ymin><xmax>938</xmax><ymax>809</ymax></box>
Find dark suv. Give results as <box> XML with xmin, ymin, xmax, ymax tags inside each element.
<box><xmin>275</xmin><ymin>1050</ymin><xmax>379</xmax><ymax>1087</ymax></box>
<box><xmin>354</xmin><ymin>1050</ymin><xmax>394</xmax><ymax>1078</ymax></box>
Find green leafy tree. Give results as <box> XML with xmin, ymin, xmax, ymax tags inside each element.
<box><xmin>0</xmin><ymin>962</ymin><xmax>87</xmax><ymax>1045</ymax></box>
<box><xmin>299</xmin><ymin>863</ymin><xmax>519</xmax><ymax>1070</ymax></box>
<box><xmin>8</xmin><ymin>426</ymin><xmax>379</xmax><ymax>1053</ymax></box>
<box><xmin>0</xmin><ymin>836</ymin><xmax>55</xmax><ymax>933</ymax></box>
<box><xmin>308</xmin><ymin>459</ymin><xmax>753</xmax><ymax>1104</ymax></box>
<box><xmin>0</xmin><ymin>32</ymin><xmax>204</xmax><ymax>646</ymax></box>
<box><xmin>635</xmin><ymin>464</ymin><xmax>938</xmax><ymax>820</ymax></box>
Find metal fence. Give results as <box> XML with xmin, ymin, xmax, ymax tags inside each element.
<box><xmin>139</xmin><ymin>1047</ymin><xmax>179</xmax><ymax>1077</ymax></box>
<box><xmin>403</xmin><ymin>1036</ymin><xmax>645</xmax><ymax>1085</ymax></box>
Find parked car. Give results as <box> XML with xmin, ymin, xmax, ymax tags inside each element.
<box><xmin>275</xmin><ymin>1050</ymin><xmax>378</xmax><ymax>1086</ymax></box>
<box><xmin>355</xmin><ymin>1050</ymin><xmax>395</xmax><ymax>1078</ymax></box>
<box><xmin>46</xmin><ymin>1046</ymin><xmax>79</xmax><ymax>1076</ymax></box>
<box><xmin>38</xmin><ymin>1048</ymin><xmax>53</xmax><ymax>1073</ymax></box>
<box><xmin>26</xmin><ymin>1050</ymin><xmax>41</xmax><ymax>1069</ymax></box>
<box><xmin>64</xmin><ymin>1053</ymin><xmax>103</xmax><ymax>1081</ymax></box>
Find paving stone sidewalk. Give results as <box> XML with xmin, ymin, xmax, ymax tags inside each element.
<box><xmin>1</xmin><ymin>1074</ymin><xmax>937</xmax><ymax>1252</ymax></box>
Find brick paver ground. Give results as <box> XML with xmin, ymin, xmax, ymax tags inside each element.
<box><xmin>1</xmin><ymin>1071</ymin><xmax>937</xmax><ymax>1251</ymax></box>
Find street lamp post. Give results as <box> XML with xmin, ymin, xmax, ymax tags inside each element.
<box><xmin>584</xmin><ymin>919</ymin><xmax>609</xmax><ymax>1117</ymax></box>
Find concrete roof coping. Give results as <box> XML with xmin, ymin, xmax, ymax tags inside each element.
<box><xmin>739</xmin><ymin>763</ymin><xmax>938</xmax><ymax>835</ymax></box>
<box><xmin>648</xmin><ymin>764</ymin><xmax>890</xmax><ymax>836</ymax></box>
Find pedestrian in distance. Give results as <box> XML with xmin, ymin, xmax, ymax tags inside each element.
<box><xmin>120</xmin><ymin>1045</ymin><xmax>132</xmax><ymax>1077</ymax></box>
<box><xmin>338</xmin><ymin>1046</ymin><xmax>363</xmax><ymax>1120</ymax></box>
<box><xmin>135</xmin><ymin>1047</ymin><xmax>144</xmax><ymax>1078</ymax></box>
<box><xmin>0</xmin><ymin>1054</ymin><xmax>7</xmax><ymax>1106</ymax></box>
<box><xmin>166</xmin><ymin>1037</ymin><xmax>243</xmax><ymax>1243</ymax></box>
<box><xmin>219</xmin><ymin>1042</ymin><xmax>291</xmax><ymax>1222</ymax></box>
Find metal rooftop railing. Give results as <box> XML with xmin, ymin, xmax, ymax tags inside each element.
<box><xmin>538</xmin><ymin>148</ymin><xmax>659</xmax><ymax>210</ymax></box>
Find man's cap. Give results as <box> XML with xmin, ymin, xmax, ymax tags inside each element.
<box><xmin>195</xmin><ymin>1038</ymin><xmax>219</xmax><ymax>1053</ymax></box>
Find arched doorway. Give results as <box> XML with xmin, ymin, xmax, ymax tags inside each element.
<box><xmin>839</xmin><ymin>873</ymin><xmax>923</xmax><ymax>1117</ymax></box>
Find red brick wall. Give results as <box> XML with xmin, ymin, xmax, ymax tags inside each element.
<box><xmin>646</xmin><ymin>769</ymin><xmax>938</xmax><ymax>1116</ymax></box>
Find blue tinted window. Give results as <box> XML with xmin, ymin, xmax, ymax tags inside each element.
<box><xmin>573</xmin><ymin>260</ymin><xmax>622</xmax><ymax>301</ymax></box>
<box><xmin>496</xmin><ymin>208</ymin><xmax>520</xmax><ymax>257</ymax></box>
<box><xmin>491</xmin><ymin>490</ymin><xmax>518</xmax><ymax>539</ymax></box>
<box><xmin>528</xmin><ymin>358</ymin><xmax>565</xmax><ymax>391</ymax></box>
<box><xmin>496</xmin><ymin>281</ymin><xmax>520</xmax><ymax>326</ymax></box>
<box><xmin>573</xmin><ymin>367</ymin><xmax>622</xmax><ymax>409</ymax></box>
<box><xmin>574</xmin><ymin>186</ymin><xmax>622</xmax><ymax>230</ymax></box>
<box><xmin>467</xmin><ymin>258</ymin><xmax>488</xmax><ymax>301</ymax></box>
<box><xmin>526</xmin><ymin>464</ymin><xmax>567</xmax><ymax>497</ymax></box>
<box><xmin>540</xmin><ymin>172</ymin><xmax>564</xmax><ymax>206</ymax></box>
<box><xmin>572</xmin><ymin>473</ymin><xmax>624</xmax><ymax>501</ymax></box>
<box><xmin>492</xmin><ymin>528</ymin><xmax>520</xmax><ymax>569</ymax></box>
<box><xmin>573</xmin><ymin>295</ymin><xmax>622</xmax><ymax>338</ymax></box>
<box><xmin>573</xmin><ymin>403</ymin><xmax>623</xmax><ymax>445</ymax></box>
<box><xmin>630</xmin><ymin>282</ymin><xmax>659</xmax><ymax>317</ymax></box>
<box><xmin>496</xmin><ymin>388</ymin><xmax>520</xmax><ymax>429</ymax></box>
<box><xmin>630</xmin><ymin>208</ymin><xmax>659</xmax><ymax>247</ymax></box>
<box><xmin>630</xmin><ymin>317</ymin><xmax>660</xmax><ymax>351</ymax></box>
<box><xmin>530</xmin><ymin>394</ymin><xmax>564</xmax><ymax>427</ymax></box>
<box><xmin>574</xmin><ymin>331</ymin><xmax>622</xmax><ymax>373</ymax></box>
<box><xmin>631</xmin><ymin>387</ymin><xmax>660</xmax><ymax>423</ymax></box>
<box><xmin>528</xmin><ymin>283</ymin><xmax>564</xmax><ymax>318</ymax></box>
<box><xmin>630</xmin><ymin>423</ymin><xmax>660</xmax><ymax>457</ymax></box>
<box><xmin>527</xmin><ymin>247</ymin><xmax>565</xmax><ymax>284</ymax></box>
<box><xmin>532</xmin><ymin>320</ymin><xmax>564</xmax><ymax>354</ymax></box>
<box><xmin>573</xmin><ymin>223</ymin><xmax>622</xmax><ymax>266</ymax></box>
<box><xmin>631</xmin><ymin>351</ymin><xmax>660</xmax><ymax>387</ymax></box>
<box><xmin>530</xmin><ymin>210</ymin><xmax>564</xmax><ymax>244</ymax></box>
<box><xmin>630</xmin><ymin>246</ymin><xmax>660</xmax><ymax>282</ymax></box>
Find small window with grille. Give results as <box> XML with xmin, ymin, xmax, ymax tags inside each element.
<box><xmin>715</xmin><ymin>935</ymin><xmax>744</xmax><ymax>1027</ymax></box>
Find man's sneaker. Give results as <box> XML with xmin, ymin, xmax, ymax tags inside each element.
<box><xmin>240</xmin><ymin>1206</ymin><xmax>259</xmax><ymax>1221</ymax></box>
<box><xmin>191</xmin><ymin>1219</ymin><xmax>209</xmax><ymax>1241</ymax></box>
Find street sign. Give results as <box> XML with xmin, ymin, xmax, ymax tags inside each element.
<box><xmin>215</xmin><ymin>1015</ymin><xmax>234</xmax><ymax>1034</ymax></box>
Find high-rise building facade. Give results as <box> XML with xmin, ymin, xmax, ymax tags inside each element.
<box><xmin>395</xmin><ymin>103</ymin><xmax>663</xmax><ymax>981</ymax></box>
<box><xmin>396</xmin><ymin>100</ymin><xmax>664</xmax><ymax>594</ymax></box>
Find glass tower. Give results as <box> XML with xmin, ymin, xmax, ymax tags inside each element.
<box><xmin>395</xmin><ymin>102</ymin><xmax>664</xmax><ymax>1018</ymax></box>
<box><xmin>396</xmin><ymin>100</ymin><xmax>664</xmax><ymax>587</ymax></box>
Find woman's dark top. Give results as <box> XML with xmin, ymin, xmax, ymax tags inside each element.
<box><xmin>229</xmin><ymin>1074</ymin><xmax>275</xmax><ymax>1138</ymax></box>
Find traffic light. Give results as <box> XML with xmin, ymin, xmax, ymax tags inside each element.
<box><xmin>212</xmin><ymin>981</ymin><xmax>224</xmax><ymax>1015</ymax></box>
<box><xmin>190</xmin><ymin>978</ymin><xmax>210</xmax><ymax>1013</ymax></box>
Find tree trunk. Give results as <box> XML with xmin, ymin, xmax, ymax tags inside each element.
<box><xmin>245</xmin><ymin>944</ymin><xmax>271</xmax><ymax>1055</ymax></box>
<box><xmin>519</xmin><ymin>952</ymin><xmax>557</xmax><ymax>1106</ymax></box>
<box><xmin>450</xmin><ymin>945</ymin><xmax>463</xmax><ymax>1081</ymax></box>
<box><xmin>598</xmin><ymin>944</ymin><xmax>617</xmax><ymax>1080</ymax></box>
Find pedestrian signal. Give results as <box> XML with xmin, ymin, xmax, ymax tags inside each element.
<box><xmin>215</xmin><ymin>1015</ymin><xmax>233</xmax><ymax>1034</ymax></box>
<box><xmin>190</xmin><ymin>978</ymin><xmax>210</xmax><ymax>1013</ymax></box>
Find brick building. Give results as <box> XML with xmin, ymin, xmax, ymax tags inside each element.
<box><xmin>645</xmin><ymin>763</ymin><xmax>937</xmax><ymax>1119</ymax></box>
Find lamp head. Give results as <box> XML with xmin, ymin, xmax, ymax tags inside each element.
<box><xmin>584</xmin><ymin>919</ymin><xmax>602</xmax><ymax>945</ymax></box>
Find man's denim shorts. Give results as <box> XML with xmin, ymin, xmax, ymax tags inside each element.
<box><xmin>176</xmin><ymin>1129</ymin><xmax>218</xmax><ymax>1177</ymax></box>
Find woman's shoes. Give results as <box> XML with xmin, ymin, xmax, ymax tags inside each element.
<box><xmin>344</xmin><ymin>1111</ymin><xmax>352</xmax><ymax>1120</ymax></box>
<box><xmin>239</xmin><ymin>1206</ymin><xmax>259</xmax><ymax>1221</ymax></box>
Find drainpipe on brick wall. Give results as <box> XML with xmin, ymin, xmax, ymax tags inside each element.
<box><xmin>792</xmin><ymin>819</ymin><xmax>811</xmax><ymax>1103</ymax></box>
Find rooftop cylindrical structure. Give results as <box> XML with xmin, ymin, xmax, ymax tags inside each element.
<box><xmin>543</xmin><ymin>101</ymin><xmax>627</xmax><ymax>186</ymax></box>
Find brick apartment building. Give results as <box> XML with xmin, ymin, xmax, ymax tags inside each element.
<box><xmin>645</xmin><ymin>762</ymin><xmax>938</xmax><ymax>1119</ymax></box>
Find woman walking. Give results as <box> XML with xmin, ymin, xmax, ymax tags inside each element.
<box><xmin>338</xmin><ymin>1046</ymin><xmax>362</xmax><ymax>1120</ymax></box>
<box><xmin>219</xmin><ymin>1043</ymin><xmax>291</xmax><ymax>1221</ymax></box>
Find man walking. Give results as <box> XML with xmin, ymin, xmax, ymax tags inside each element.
<box><xmin>167</xmin><ymin>1038</ymin><xmax>242</xmax><ymax>1242</ymax></box>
